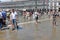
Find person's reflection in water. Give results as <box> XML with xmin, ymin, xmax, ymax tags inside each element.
<box><xmin>51</xmin><ymin>26</ymin><xmax>56</xmax><ymax>40</ymax></box>
<box><xmin>34</xmin><ymin>24</ymin><xmax>39</xmax><ymax>40</ymax></box>
<box><xmin>35</xmin><ymin>23</ymin><xmax>39</xmax><ymax>31</ymax></box>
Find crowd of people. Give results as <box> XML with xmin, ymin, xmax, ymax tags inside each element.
<box><xmin>0</xmin><ymin>9</ymin><xmax>19</xmax><ymax>31</ymax></box>
<box><xmin>0</xmin><ymin>9</ymin><xmax>60</xmax><ymax>31</ymax></box>
<box><xmin>0</xmin><ymin>9</ymin><xmax>6</xmax><ymax>30</ymax></box>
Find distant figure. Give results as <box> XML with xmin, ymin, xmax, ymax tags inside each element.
<box><xmin>33</xmin><ymin>11</ymin><xmax>40</xmax><ymax>24</ymax></box>
<box><xmin>48</xmin><ymin>11</ymin><xmax>51</xmax><ymax>19</ymax></box>
<box><xmin>52</xmin><ymin>10</ymin><xmax>56</xmax><ymax>26</ymax></box>
<box><xmin>26</xmin><ymin>11</ymin><xmax>30</xmax><ymax>20</ymax></box>
<box><xmin>23</xmin><ymin>9</ymin><xmax>26</xmax><ymax>19</ymax></box>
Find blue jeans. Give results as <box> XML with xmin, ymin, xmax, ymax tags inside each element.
<box><xmin>12</xmin><ymin>19</ymin><xmax>17</xmax><ymax>29</ymax></box>
<box><xmin>0</xmin><ymin>23</ymin><xmax>2</xmax><ymax>29</ymax></box>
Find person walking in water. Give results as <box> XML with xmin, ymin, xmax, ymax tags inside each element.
<box><xmin>33</xmin><ymin>10</ymin><xmax>40</xmax><ymax>24</ymax></box>
<box><xmin>10</xmin><ymin>9</ymin><xmax>18</xmax><ymax>31</ymax></box>
<box><xmin>52</xmin><ymin>10</ymin><xmax>56</xmax><ymax>26</ymax></box>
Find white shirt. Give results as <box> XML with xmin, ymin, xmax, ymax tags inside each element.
<box><xmin>10</xmin><ymin>11</ymin><xmax>17</xmax><ymax>20</ymax></box>
<box><xmin>33</xmin><ymin>13</ymin><xmax>35</xmax><ymax>19</ymax></box>
<box><xmin>34</xmin><ymin>12</ymin><xmax>38</xmax><ymax>17</ymax></box>
<box><xmin>33</xmin><ymin>12</ymin><xmax>39</xmax><ymax>19</ymax></box>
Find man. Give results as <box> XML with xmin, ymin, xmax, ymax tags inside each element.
<box><xmin>33</xmin><ymin>10</ymin><xmax>40</xmax><ymax>24</ymax></box>
<box><xmin>26</xmin><ymin>11</ymin><xmax>30</xmax><ymax>20</ymax></box>
<box><xmin>10</xmin><ymin>9</ymin><xmax>18</xmax><ymax>31</ymax></box>
<box><xmin>2</xmin><ymin>9</ymin><xmax>7</xmax><ymax>27</ymax></box>
<box><xmin>23</xmin><ymin>9</ymin><xmax>26</xmax><ymax>19</ymax></box>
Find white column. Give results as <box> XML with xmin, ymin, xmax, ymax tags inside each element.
<box><xmin>49</xmin><ymin>2</ymin><xmax>51</xmax><ymax>10</ymax></box>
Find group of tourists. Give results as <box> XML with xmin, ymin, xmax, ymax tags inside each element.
<box><xmin>0</xmin><ymin>9</ymin><xmax>19</xmax><ymax>31</ymax></box>
<box><xmin>23</xmin><ymin>10</ymin><xmax>40</xmax><ymax>24</ymax></box>
<box><xmin>48</xmin><ymin>10</ymin><xmax>60</xmax><ymax>26</ymax></box>
<box><xmin>0</xmin><ymin>8</ymin><xmax>60</xmax><ymax>31</ymax></box>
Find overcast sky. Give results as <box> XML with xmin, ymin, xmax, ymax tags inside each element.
<box><xmin>0</xmin><ymin>0</ymin><xmax>11</xmax><ymax>2</ymax></box>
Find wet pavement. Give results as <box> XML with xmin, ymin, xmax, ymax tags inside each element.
<box><xmin>0</xmin><ymin>14</ymin><xmax>60</xmax><ymax>40</ymax></box>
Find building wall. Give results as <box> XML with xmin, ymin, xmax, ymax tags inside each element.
<box><xmin>0</xmin><ymin>0</ymin><xmax>48</xmax><ymax>9</ymax></box>
<box><xmin>48</xmin><ymin>0</ymin><xmax>59</xmax><ymax>11</ymax></box>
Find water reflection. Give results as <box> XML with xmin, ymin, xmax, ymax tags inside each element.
<box><xmin>5</xmin><ymin>30</ymin><xmax>11</xmax><ymax>40</ymax></box>
<box><xmin>35</xmin><ymin>24</ymin><xmax>39</xmax><ymax>32</ymax></box>
<box><xmin>51</xmin><ymin>26</ymin><xmax>56</xmax><ymax>40</ymax></box>
<box><xmin>34</xmin><ymin>24</ymin><xmax>39</xmax><ymax>40</ymax></box>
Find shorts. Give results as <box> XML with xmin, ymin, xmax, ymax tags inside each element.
<box><xmin>35</xmin><ymin>16</ymin><xmax>38</xmax><ymax>20</ymax></box>
<box><xmin>53</xmin><ymin>18</ymin><xmax>56</xmax><ymax>21</ymax></box>
<box><xmin>12</xmin><ymin>19</ymin><xmax>16</xmax><ymax>25</ymax></box>
<box><xmin>2</xmin><ymin>18</ymin><xmax>6</xmax><ymax>26</ymax></box>
<box><xmin>53</xmin><ymin>18</ymin><xmax>56</xmax><ymax>24</ymax></box>
<box><xmin>0</xmin><ymin>18</ymin><xmax>3</xmax><ymax>23</ymax></box>
<box><xmin>12</xmin><ymin>19</ymin><xmax>17</xmax><ymax>28</ymax></box>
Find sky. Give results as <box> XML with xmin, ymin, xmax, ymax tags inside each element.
<box><xmin>0</xmin><ymin>0</ymin><xmax>11</xmax><ymax>2</ymax></box>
